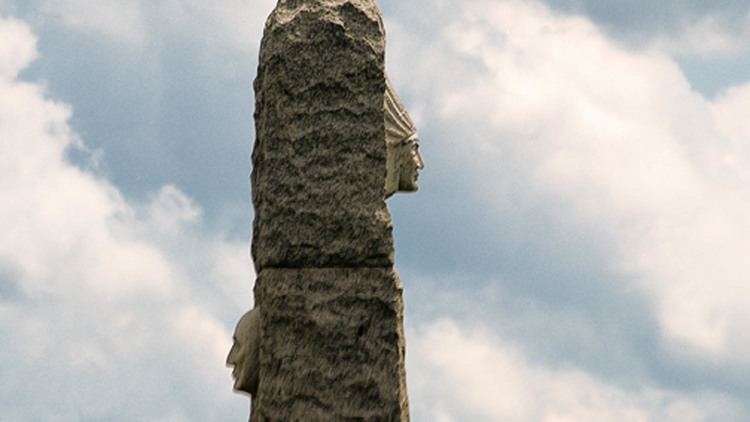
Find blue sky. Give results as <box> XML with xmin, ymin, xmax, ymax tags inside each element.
<box><xmin>2</xmin><ymin>1</ymin><xmax>750</xmax><ymax>421</ymax></box>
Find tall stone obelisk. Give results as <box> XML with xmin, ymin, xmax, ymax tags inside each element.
<box><xmin>250</xmin><ymin>0</ymin><xmax>409</xmax><ymax>420</ymax></box>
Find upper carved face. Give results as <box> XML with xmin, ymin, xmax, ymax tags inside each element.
<box><xmin>398</xmin><ymin>138</ymin><xmax>423</xmax><ymax>191</ymax></box>
<box><xmin>384</xmin><ymin>76</ymin><xmax>424</xmax><ymax>198</ymax></box>
<box><xmin>226</xmin><ymin>308</ymin><xmax>260</xmax><ymax>396</ymax></box>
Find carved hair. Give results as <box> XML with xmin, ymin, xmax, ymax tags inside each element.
<box><xmin>385</xmin><ymin>76</ymin><xmax>417</xmax><ymax>147</ymax></box>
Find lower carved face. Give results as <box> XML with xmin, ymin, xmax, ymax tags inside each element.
<box><xmin>226</xmin><ymin>309</ymin><xmax>260</xmax><ymax>395</ymax></box>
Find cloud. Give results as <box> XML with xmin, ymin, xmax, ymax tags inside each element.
<box><xmin>386</xmin><ymin>0</ymin><xmax>750</xmax><ymax>367</ymax></box>
<box><xmin>0</xmin><ymin>0</ymin><xmax>276</xmax><ymax>236</ymax></box>
<box><xmin>540</xmin><ymin>0</ymin><xmax>750</xmax><ymax>57</ymax></box>
<box><xmin>21</xmin><ymin>0</ymin><xmax>275</xmax><ymax>51</ymax></box>
<box><xmin>160</xmin><ymin>0</ymin><xmax>277</xmax><ymax>51</ymax></box>
<box><xmin>408</xmin><ymin>320</ymin><xmax>744</xmax><ymax>422</ymax></box>
<box><xmin>38</xmin><ymin>0</ymin><xmax>147</xmax><ymax>44</ymax></box>
<box><xmin>712</xmin><ymin>82</ymin><xmax>750</xmax><ymax>151</ymax></box>
<box><xmin>0</xmin><ymin>15</ymin><xmax>36</xmax><ymax>79</ymax></box>
<box><xmin>0</xmin><ymin>16</ymin><xmax>252</xmax><ymax>421</ymax></box>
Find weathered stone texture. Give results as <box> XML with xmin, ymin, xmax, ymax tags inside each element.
<box><xmin>253</xmin><ymin>267</ymin><xmax>409</xmax><ymax>421</ymax></box>
<box><xmin>247</xmin><ymin>1</ymin><xmax>411</xmax><ymax>420</ymax></box>
<box><xmin>251</xmin><ymin>0</ymin><xmax>394</xmax><ymax>270</ymax></box>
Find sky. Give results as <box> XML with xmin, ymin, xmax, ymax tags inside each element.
<box><xmin>1</xmin><ymin>0</ymin><xmax>750</xmax><ymax>421</ymax></box>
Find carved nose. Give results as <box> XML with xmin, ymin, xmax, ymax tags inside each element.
<box><xmin>415</xmin><ymin>150</ymin><xmax>424</xmax><ymax>170</ymax></box>
<box><xmin>226</xmin><ymin>344</ymin><xmax>237</xmax><ymax>366</ymax></box>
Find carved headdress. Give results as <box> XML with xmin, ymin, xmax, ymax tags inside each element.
<box><xmin>384</xmin><ymin>75</ymin><xmax>422</xmax><ymax>198</ymax></box>
<box><xmin>385</xmin><ymin>76</ymin><xmax>418</xmax><ymax>147</ymax></box>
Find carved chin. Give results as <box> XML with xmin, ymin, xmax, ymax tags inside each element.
<box><xmin>399</xmin><ymin>176</ymin><xmax>419</xmax><ymax>192</ymax></box>
<box><xmin>233</xmin><ymin>368</ymin><xmax>248</xmax><ymax>392</ymax></box>
<box><xmin>233</xmin><ymin>362</ymin><xmax>259</xmax><ymax>396</ymax></box>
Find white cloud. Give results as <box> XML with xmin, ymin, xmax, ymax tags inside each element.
<box><xmin>0</xmin><ymin>16</ymin><xmax>252</xmax><ymax>421</ymax></box>
<box><xmin>409</xmin><ymin>320</ymin><xmax>742</xmax><ymax>421</ymax></box>
<box><xmin>712</xmin><ymin>82</ymin><xmax>750</xmax><ymax>154</ymax></box>
<box><xmin>389</xmin><ymin>0</ymin><xmax>750</xmax><ymax>359</ymax></box>
<box><xmin>38</xmin><ymin>0</ymin><xmax>147</xmax><ymax>44</ymax></box>
<box><xmin>26</xmin><ymin>0</ymin><xmax>276</xmax><ymax>51</ymax></box>
<box><xmin>0</xmin><ymin>15</ymin><xmax>36</xmax><ymax>79</ymax></box>
<box><xmin>160</xmin><ymin>0</ymin><xmax>276</xmax><ymax>51</ymax></box>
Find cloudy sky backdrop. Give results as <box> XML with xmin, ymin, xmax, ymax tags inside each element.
<box><xmin>2</xmin><ymin>0</ymin><xmax>750</xmax><ymax>420</ymax></box>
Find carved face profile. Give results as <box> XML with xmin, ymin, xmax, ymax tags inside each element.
<box><xmin>397</xmin><ymin>138</ymin><xmax>423</xmax><ymax>192</ymax></box>
<box><xmin>385</xmin><ymin>76</ymin><xmax>424</xmax><ymax>198</ymax></box>
<box><xmin>226</xmin><ymin>308</ymin><xmax>260</xmax><ymax>396</ymax></box>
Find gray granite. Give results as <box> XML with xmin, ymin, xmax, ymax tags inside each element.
<box><xmin>230</xmin><ymin>1</ymin><xmax>419</xmax><ymax>420</ymax></box>
<box><xmin>251</xmin><ymin>0</ymin><xmax>394</xmax><ymax>270</ymax></box>
<box><xmin>252</xmin><ymin>267</ymin><xmax>409</xmax><ymax>421</ymax></box>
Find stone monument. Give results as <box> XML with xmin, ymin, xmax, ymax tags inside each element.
<box><xmin>227</xmin><ymin>0</ymin><xmax>423</xmax><ymax>420</ymax></box>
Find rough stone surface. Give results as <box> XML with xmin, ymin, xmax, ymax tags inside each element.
<box><xmin>253</xmin><ymin>267</ymin><xmax>409</xmax><ymax>421</ymax></box>
<box><xmin>244</xmin><ymin>1</ymin><xmax>412</xmax><ymax>420</ymax></box>
<box><xmin>251</xmin><ymin>0</ymin><xmax>394</xmax><ymax>270</ymax></box>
